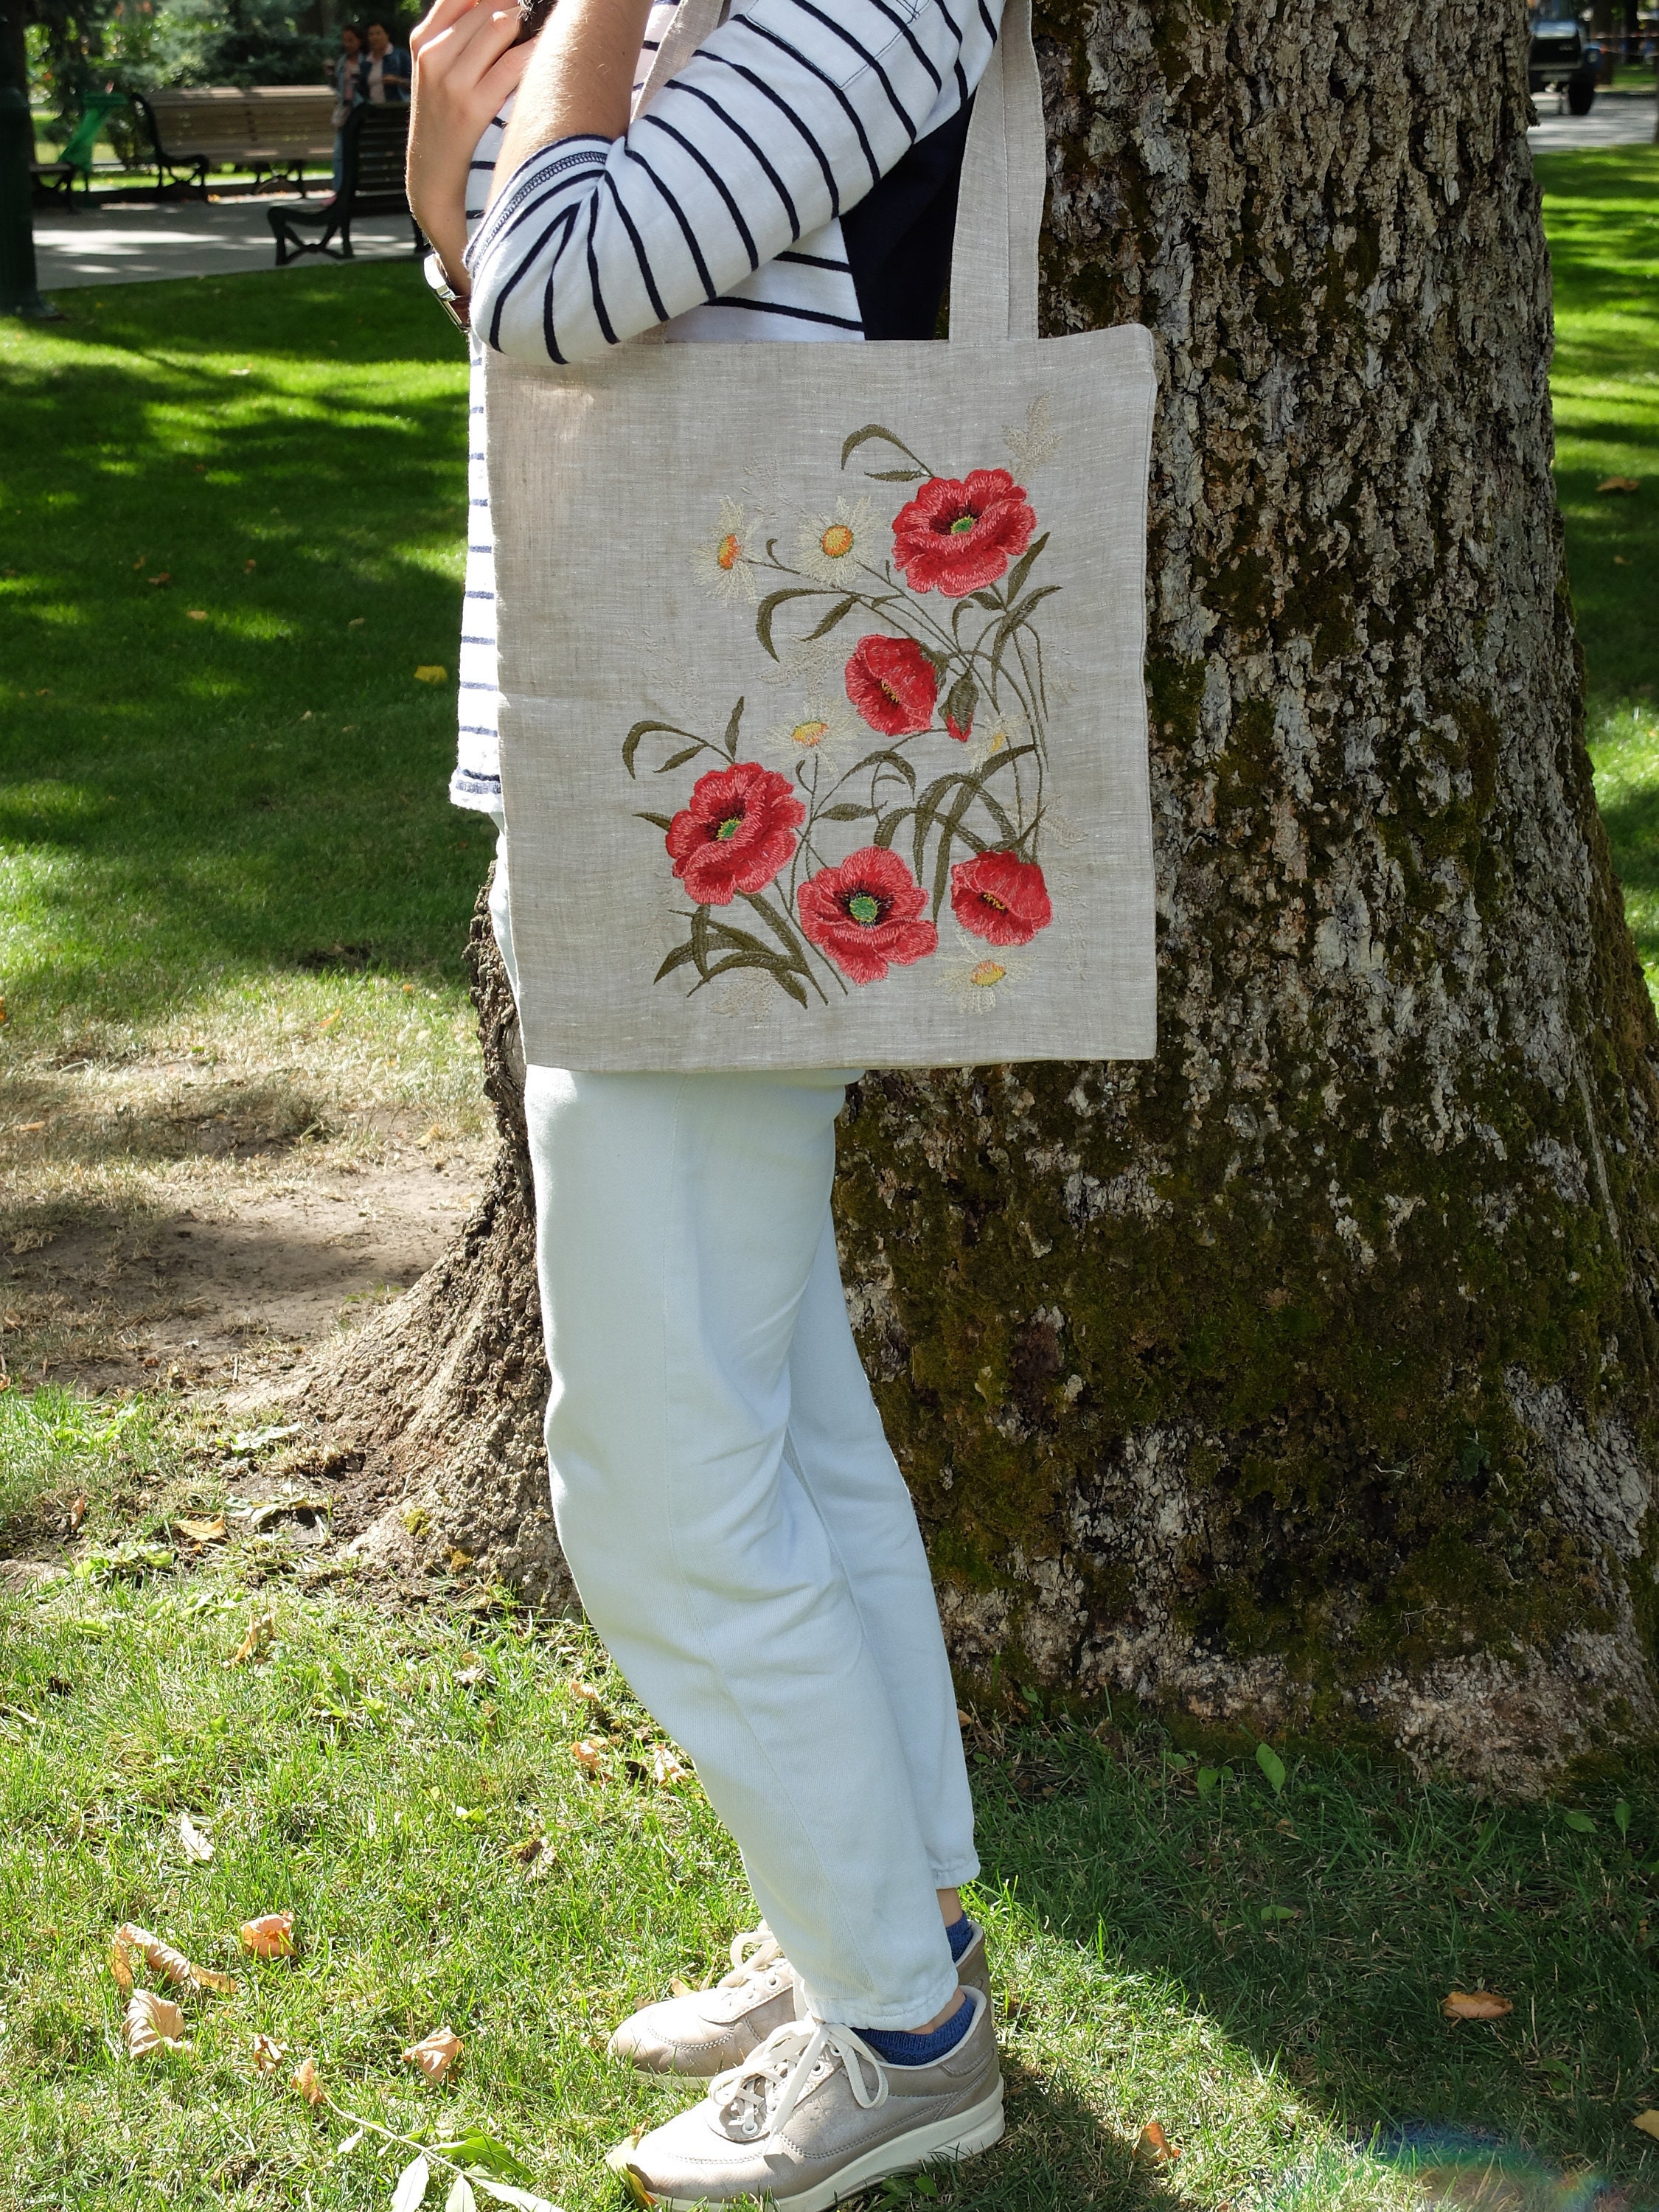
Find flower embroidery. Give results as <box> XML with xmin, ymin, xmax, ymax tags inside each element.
<box><xmin>796</xmin><ymin>496</ymin><xmax>876</xmax><ymax>588</ymax></box>
<box><xmin>936</xmin><ymin>931</ymin><xmax>1028</xmax><ymax>1011</ymax></box>
<box><xmin>692</xmin><ymin>498</ymin><xmax>759</xmax><ymax>606</ymax></box>
<box><xmin>629</xmin><ymin>415</ymin><xmax>1063</xmax><ymax>1009</ymax></box>
<box><xmin>768</xmin><ymin>692</ymin><xmax>861</xmax><ymax>773</ymax></box>
<box><xmin>844</xmin><ymin>634</ymin><xmax>939</xmax><ymax>737</ymax></box>
<box><xmin>665</xmin><ymin>761</ymin><xmax>805</xmax><ymax>905</ymax></box>
<box><xmin>891</xmin><ymin>469</ymin><xmax>1037</xmax><ymax>597</ymax></box>
<box><xmin>797</xmin><ymin>847</ymin><xmax>939</xmax><ymax>984</ymax></box>
<box><xmin>949</xmin><ymin>850</ymin><xmax>1053</xmax><ymax>946</ymax></box>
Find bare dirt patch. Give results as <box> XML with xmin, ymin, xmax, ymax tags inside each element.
<box><xmin>1</xmin><ymin>1047</ymin><xmax>487</xmax><ymax>1396</ymax></box>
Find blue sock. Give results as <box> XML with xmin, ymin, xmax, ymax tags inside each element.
<box><xmin>855</xmin><ymin>1921</ymin><xmax>978</xmax><ymax>2067</ymax></box>
<box><xmin>855</xmin><ymin>1993</ymin><xmax>974</xmax><ymax>2067</ymax></box>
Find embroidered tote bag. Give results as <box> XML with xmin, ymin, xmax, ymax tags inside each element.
<box><xmin>484</xmin><ymin>0</ymin><xmax>1157</xmax><ymax>1071</ymax></box>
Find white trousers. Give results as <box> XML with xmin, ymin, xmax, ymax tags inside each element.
<box><xmin>490</xmin><ymin>838</ymin><xmax>978</xmax><ymax>2028</ymax></box>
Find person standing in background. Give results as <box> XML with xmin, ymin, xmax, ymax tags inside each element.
<box><xmin>328</xmin><ymin>21</ymin><xmax>364</xmax><ymax>190</ymax></box>
<box><xmin>362</xmin><ymin>18</ymin><xmax>411</xmax><ymax>104</ymax></box>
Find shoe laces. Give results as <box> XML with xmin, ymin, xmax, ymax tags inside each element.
<box><xmin>712</xmin><ymin>2017</ymin><xmax>888</xmax><ymax>2143</ymax></box>
<box><xmin>714</xmin><ymin>1922</ymin><xmax>787</xmax><ymax>1998</ymax></box>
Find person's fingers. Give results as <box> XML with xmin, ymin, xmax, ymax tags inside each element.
<box><xmin>410</xmin><ymin>0</ymin><xmax>480</xmax><ymax>60</ymax></box>
<box><xmin>418</xmin><ymin>3</ymin><xmax>521</xmax><ymax>96</ymax></box>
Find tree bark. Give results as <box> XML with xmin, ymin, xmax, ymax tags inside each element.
<box><xmin>295</xmin><ymin>0</ymin><xmax>1659</xmax><ymax>1790</ymax></box>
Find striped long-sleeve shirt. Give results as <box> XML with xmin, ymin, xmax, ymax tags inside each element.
<box><xmin>449</xmin><ymin>0</ymin><xmax>1003</xmax><ymax>815</ymax></box>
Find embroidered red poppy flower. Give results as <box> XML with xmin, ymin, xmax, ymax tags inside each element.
<box><xmin>665</xmin><ymin>761</ymin><xmax>805</xmax><ymax>906</ymax></box>
<box><xmin>798</xmin><ymin>846</ymin><xmax>939</xmax><ymax>984</ymax></box>
<box><xmin>891</xmin><ymin>470</ymin><xmax>1037</xmax><ymax>597</ymax></box>
<box><xmin>950</xmin><ymin>849</ymin><xmax>1053</xmax><ymax>946</ymax></box>
<box><xmin>844</xmin><ymin>634</ymin><xmax>939</xmax><ymax>737</ymax></box>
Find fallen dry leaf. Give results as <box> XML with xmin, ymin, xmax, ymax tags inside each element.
<box><xmin>1596</xmin><ymin>476</ymin><xmax>1641</xmax><ymax>494</ymax></box>
<box><xmin>652</xmin><ymin>1747</ymin><xmax>688</xmax><ymax>1787</ymax></box>
<box><xmin>240</xmin><ymin>1909</ymin><xmax>296</xmax><ymax>1960</ymax></box>
<box><xmin>223</xmin><ymin>1610</ymin><xmax>276</xmax><ymax>1668</ymax></box>
<box><xmin>123</xmin><ymin>1989</ymin><xmax>187</xmax><ymax>2057</ymax></box>
<box><xmin>186</xmin><ymin>609</ymin><xmax>207</xmax><ymax>621</ymax></box>
<box><xmin>69</xmin><ymin>1495</ymin><xmax>87</xmax><ymax>1532</ymax></box>
<box><xmin>178</xmin><ymin>1514</ymin><xmax>226</xmax><ymax>1543</ymax></box>
<box><xmin>111</xmin><ymin>1921</ymin><xmax>234</xmax><ymax>1995</ymax></box>
<box><xmin>1442</xmin><ymin>1989</ymin><xmax>1512</xmax><ymax>2021</ymax></box>
<box><xmin>456</xmin><ymin>1660</ymin><xmax>490</xmax><ymax>1690</ymax></box>
<box><xmin>1632</xmin><ymin>2110</ymin><xmax>1659</xmax><ymax>2141</ymax></box>
<box><xmin>178</xmin><ymin>1810</ymin><xmax>214</xmax><ymax>1864</ymax></box>
<box><xmin>1135</xmin><ymin>2121</ymin><xmax>1180</xmax><ymax>2164</ymax></box>
<box><xmin>291</xmin><ymin>2054</ymin><xmax>324</xmax><ymax>2104</ymax></box>
<box><xmin>402</xmin><ymin>2023</ymin><xmax>463</xmax><ymax>2084</ymax></box>
<box><xmin>147</xmin><ymin>572</ymin><xmax>172</xmax><ymax>587</ymax></box>
<box><xmin>571</xmin><ymin>1738</ymin><xmax>606</xmax><ymax>1777</ymax></box>
<box><xmin>414</xmin><ymin>664</ymin><xmax>448</xmax><ymax>684</ymax></box>
<box><xmin>669</xmin><ymin>1977</ymin><xmax>695</xmax><ymax>1999</ymax></box>
<box><xmin>251</xmin><ymin>2033</ymin><xmax>285</xmax><ymax>2073</ymax></box>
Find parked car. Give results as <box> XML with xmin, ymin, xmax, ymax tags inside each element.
<box><xmin>1529</xmin><ymin>8</ymin><xmax>1602</xmax><ymax>114</ymax></box>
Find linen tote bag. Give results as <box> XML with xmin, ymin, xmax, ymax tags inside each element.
<box><xmin>483</xmin><ymin>0</ymin><xmax>1158</xmax><ymax>1072</ymax></box>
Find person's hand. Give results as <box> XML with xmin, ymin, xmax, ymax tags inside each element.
<box><xmin>408</xmin><ymin>0</ymin><xmax>533</xmax><ymax>288</ymax></box>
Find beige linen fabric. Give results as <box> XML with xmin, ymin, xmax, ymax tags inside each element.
<box><xmin>484</xmin><ymin>0</ymin><xmax>1157</xmax><ymax>1071</ymax></box>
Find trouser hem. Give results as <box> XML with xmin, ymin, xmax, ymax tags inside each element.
<box><xmin>801</xmin><ymin>1961</ymin><xmax>964</xmax><ymax>2032</ymax></box>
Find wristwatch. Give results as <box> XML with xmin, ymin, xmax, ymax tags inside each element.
<box><xmin>424</xmin><ymin>250</ymin><xmax>472</xmax><ymax>334</ymax></box>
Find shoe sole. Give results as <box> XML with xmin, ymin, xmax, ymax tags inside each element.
<box><xmin>615</xmin><ymin>2081</ymin><xmax>1006</xmax><ymax>2211</ymax></box>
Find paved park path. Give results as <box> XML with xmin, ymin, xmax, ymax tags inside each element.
<box><xmin>33</xmin><ymin>191</ymin><xmax>421</xmax><ymax>292</ymax></box>
<box><xmin>29</xmin><ymin>90</ymin><xmax>1654</xmax><ymax>295</ymax></box>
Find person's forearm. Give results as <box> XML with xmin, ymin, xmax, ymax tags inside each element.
<box><xmin>488</xmin><ymin>0</ymin><xmax>655</xmax><ymax>204</ymax></box>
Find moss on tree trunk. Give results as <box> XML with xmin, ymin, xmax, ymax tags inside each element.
<box><xmin>296</xmin><ymin>0</ymin><xmax>1659</xmax><ymax>1790</ymax></box>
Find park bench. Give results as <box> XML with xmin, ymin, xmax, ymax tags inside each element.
<box><xmin>267</xmin><ymin>104</ymin><xmax>423</xmax><ymax>264</ymax></box>
<box><xmin>33</xmin><ymin>86</ymin><xmax>336</xmax><ymax>202</ymax></box>
<box><xmin>137</xmin><ymin>86</ymin><xmax>337</xmax><ymax>195</ymax></box>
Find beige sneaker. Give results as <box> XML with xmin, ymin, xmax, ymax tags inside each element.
<box><xmin>610</xmin><ymin>1920</ymin><xmax>992</xmax><ymax>2079</ymax></box>
<box><xmin>607</xmin><ymin>1986</ymin><xmax>1004</xmax><ymax>2211</ymax></box>
<box><xmin>608</xmin><ymin>1924</ymin><xmax>799</xmax><ymax>2077</ymax></box>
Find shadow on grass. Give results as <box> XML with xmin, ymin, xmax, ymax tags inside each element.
<box><xmin>969</xmin><ymin>1725</ymin><xmax>1659</xmax><ymax>2208</ymax></box>
<box><xmin>0</xmin><ymin>262</ymin><xmax>490</xmax><ymax>1034</ymax></box>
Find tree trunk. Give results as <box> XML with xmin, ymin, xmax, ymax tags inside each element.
<box><xmin>295</xmin><ymin>0</ymin><xmax>1659</xmax><ymax>1790</ymax></box>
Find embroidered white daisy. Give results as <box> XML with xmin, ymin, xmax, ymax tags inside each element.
<box><xmin>962</xmin><ymin>698</ymin><xmax>1032</xmax><ymax>772</ymax></box>
<box><xmin>692</xmin><ymin>498</ymin><xmax>759</xmax><ymax>606</ymax></box>
<box><xmin>796</xmin><ymin>496</ymin><xmax>878</xmax><ymax>588</ymax></box>
<box><xmin>935</xmin><ymin>930</ymin><xmax>1030</xmax><ymax>1012</ymax></box>
<box><xmin>768</xmin><ymin>692</ymin><xmax>863</xmax><ymax>776</ymax></box>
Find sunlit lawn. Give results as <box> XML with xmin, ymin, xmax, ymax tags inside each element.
<box><xmin>1539</xmin><ymin>147</ymin><xmax>1659</xmax><ymax>989</ymax></box>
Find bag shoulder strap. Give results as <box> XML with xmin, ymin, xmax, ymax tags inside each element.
<box><xmin>948</xmin><ymin>0</ymin><xmax>1044</xmax><ymax>344</ymax></box>
<box><xmin>631</xmin><ymin>0</ymin><xmax>1043</xmax><ymax>344</ymax></box>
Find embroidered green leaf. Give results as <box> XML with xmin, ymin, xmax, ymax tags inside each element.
<box><xmin>969</xmin><ymin>590</ymin><xmax>1004</xmax><ymax>612</ymax></box>
<box><xmin>635</xmin><ymin>811</ymin><xmax>674</xmax><ymax>832</ymax></box>
<box><xmin>804</xmin><ymin>595</ymin><xmax>861</xmax><ymax>641</ymax></box>
<box><xmin>818</xmin><ymin>803</ymin><xmax>877</xmax><ymax>822</ymax></box>
<box><xmin>755</xmin><ymin>590</ymin><xmax>824</xmax><ymax>661</ymax></box>
<box><xmin>624</xmin><ymin>719</ymin><xmax>705</xmax><ymax>778</ymax></box>
<box><xmin>654</xmin><ymin>941</ymin><xmax>702</xmax><ymax>983</ymax></box>
<box><xmin>740</xmin><ymin>894</ymin><xmax>828</xmax><ymax>998</ymax></box>
<box><xmin>1001</xmin><ymin>530</ymin><xmax>1050</xmax><ymax>606</ymax></box>
<box><xmin>723</xmin><ymin>698</ymin><xmax>745</xmax><ymax>758</ymax></box>
<box><xmin>656</xmin><ymin>745</ymin><xmax>703</xmax><ymax>773</ymax></box>
<box><xmin>839</xmin><ymin>423</ymin><xmax>935</xmax><ymax>478</ymax></box>
<box><xmin>989</xmin><ymin>586</ymin><xmax>1063</xmax><ymax>685</ymax></box>
<box><xmin>865</xmin><ymin>467</ymin><xmax>927</xmax><ymax>481</ymax></box>
<box><xmin>847</xmin><ymin>747</ymin><xmax>918</xmax><ymax>793</ymax></box>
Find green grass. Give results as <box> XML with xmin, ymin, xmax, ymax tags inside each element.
<box><xmin>1537</xmin><ymin>148</ymin><xmax>1659</xmax><ymax>987</ymax></box>
<box><xmin>1</xmin><ymin>1391</ymin><xmax>1657</xmax><ymax>2210</ymax></box>
<box><xmin>0</xmin><ymin>263</ymin><xmax>484</xmax><ymax>1068</ymax></box>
